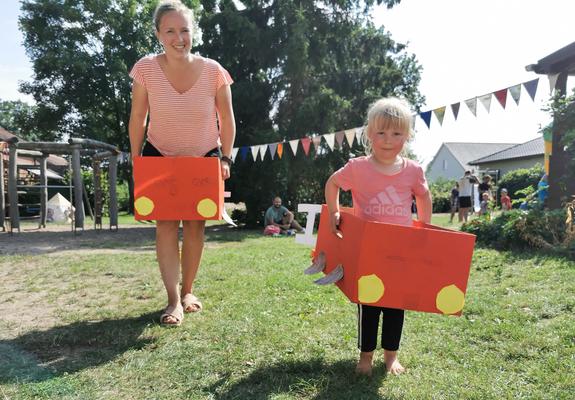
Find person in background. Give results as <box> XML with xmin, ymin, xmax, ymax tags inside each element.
<box><xmin>264</xmin><ymin>196</ymin><xmax>304</xmax><ymax>235</ymax></box>
<box><xmin>449</xmin><ymin>182</ymin><xmax>459</xmax><ymax>223</ymax></box>
<box><xmin>500</xmin><ymin>188</ymin><xmax>511</xmax><ymax>211</ymax></box>
<box><xmin>478</xmin><ymin>175</ymin><xmax>492</xmax><ymax>199</ymax></box>
<box><xmin>458</xmin><ymin>171</ymin><xmax>478</xmax><ymax>223</ymax></box>
<box><xmin>537</xmin><ymin>174</ymin><xmax>549</xmax><ymax>208</ymax></box>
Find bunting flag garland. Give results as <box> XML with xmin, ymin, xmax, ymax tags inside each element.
<box><xmin>420</xmin><ymin>111</ymin><xmax>432</xmax><ymax>128</ymax></box>
<box><xmin>335</xmin><ymin>131</ymin><xmax>345</xmax><ymax>148</ymax></box>
<box><xmin>230</xmin><ymin>77</ymin><xmax>541</xmax><ymax>162</ymax></box>
<box><xmin>289</xmin><ymin>139</ymin><xmax>299</xmax><ymax>156</ymax></box>
<box><xmin>301</xmin><ymin>137</ymin><xmax>311</xmax><ymax>155</ymax></box>
<box><xmin>494</xmin><ymin>88</ymin><xmax>507</xmax><ymax>109</ymax></box>
<box><xmin>269</xmin><ymin>143</ymin><xmax>278</xmax><ymax>160</ymax></box>
<box><xmin>509</xmin><ymin>84</ymin><xmax>521</xmax><ymax>105</ymax></box>
<box><xmin>548</xmin><ymin>73</ymin><xmax>559</xmax><ymax>94</ymax></box>
<box><xmin>451</xmin><ymin>102</ymin><xmax>460</xmax><ymax>120</ymax></box>
<box><xmin>465</xmin><ymin>97</ymin><xmax>477</xmax><ymax>116</ymax></box>
<box><xmin>240</xmin><ymin>146</ymin><xmax>249</xmax><ymax>161</ymax></box>
<box><xmin>523</xmin><ymin>78</ymin><xmax>539</xmax><ymax>101</ymax></box>
<box><xmin>250</xmin><ymin>146</ymin><xmax>259</xmax><ymax>161</ymax></box>
<box><xmin>324</xmin><ymin>133</ymin><xmax>336</xmax><ymax>151</ymax></box>
<box><xmin>312</xmin><ymin>136</ymin><xmax>322</xmax><ymax>152</ymax></box>
<box><xmin>345</xmin><ymin>129</ymin><xmax>356</xmax><ymax>147</ymax></box>
<box><xmin>478</xmin><ymin>93</ymin><xmax>492</xmax><ymax>113</ymax></box>
<box><xmin>433</xmin><ymin>107</ymin><xmax>446</xmax><ymax>126</ymax></box>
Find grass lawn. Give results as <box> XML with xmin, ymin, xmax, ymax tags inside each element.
<box><xmin>0</xmin><ymin>217</ymin><xmax>573</xmax><ymax>399</ymax></box>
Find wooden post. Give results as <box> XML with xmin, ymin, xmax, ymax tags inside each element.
<box><xmin>93</xmin><ymin>160</ymin><xmax>102</xmax><ymax>230</ymax></box>
<box><xmin>39</xmin><ymin>154</ymin><xmax>48</xmax><ymax>228</ymax></box>
<box><xmin>547</xmin><ymin>71</ymin><xmax>568</xmax><ymax>210</ymax></box>
<box><xmin>8</xmin><ymin>143</ymin><xmax>19</xmax><ymax>232</ymax></box>
<box><xmin>108</xmin><ymin>154</ymin><xmax>118</xmax><ymax>230</ymax></box>
<box><xmin>0</xmin><ymin>145</ymin><xmax>5</xmax><ymax>231</ymax></box>
<box><xmin>71</xmin><ymin>145</ymin><xmax>84</xmax><ymax>231</ymax></box>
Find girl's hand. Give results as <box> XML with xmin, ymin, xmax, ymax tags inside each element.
<box><xmin>330</xmin><ymin>211</ymin><xmax>343</xmax><ymax>239</ymax></box>
<box><xmin>220</xmin><ymin>162</ymin><xmax>231</xmax><ymax>180</ymax></box>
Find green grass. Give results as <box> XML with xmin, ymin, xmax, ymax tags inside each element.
<box><xmin>0</xmin><ymin>223</ymin><xmax>574</xmax><ymax>399</ymax></box>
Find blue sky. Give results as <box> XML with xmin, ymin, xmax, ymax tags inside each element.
<box><xmin>1</xmin><ymin>0</ymin><xmax>574</xmax><ymax>165</ymax></box>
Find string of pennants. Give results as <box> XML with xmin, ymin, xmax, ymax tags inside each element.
<box><xmin>418</xmin><ymin>77</ymin><xmax>540</xmax><ymax>129</ymax></box>
<box><xmin>230</xmin><ymin>77</ymin><xmax>541</xmax><ymax>163</ymax></box>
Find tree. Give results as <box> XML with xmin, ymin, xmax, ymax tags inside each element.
<box><xmin>0</xmin><ymin>99</ymin><xmax>56</xmax><ymax>141</ymax></box>
<box><xmin>198</xmin><ymin>0</ymin><xmax>423</xmax><ymax>225</ymax></box>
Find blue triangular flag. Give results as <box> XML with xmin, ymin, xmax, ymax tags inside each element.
<box><xmin>523</xmin><ymin>78</ymin><xmax>539</xmax><ymax>101</ymax></box>
<box><xmin>420</xmin><ymin>111</ymin><xmax>432</xmax><ymax>129</ymax></box>
<box><xmin>451</xmin><ymin>103</ymin><xmax>460</xmax><ymax>121</ymax></box>
<box><xmin>239</xmin><ymin>146</ymin><xmax>249</xmax><ymax>161</ymax></box>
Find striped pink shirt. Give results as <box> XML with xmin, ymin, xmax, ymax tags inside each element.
<box><xmin>130</xmin><ymin>55</ymin><xmax>233</xmax><ymax>156</ymax></box>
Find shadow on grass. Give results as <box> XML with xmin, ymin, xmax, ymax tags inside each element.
<box><xmin>0</xmin><ymin>312</ymin><xmax>158</xmax><ymax>384</ymax></box>
<box><xmin>204</xmin><ymin>225</ymin><xmax>262</xmax><ymax>243</ymax></box>
<box><xmin>205</xmin><ymin>358</ymin><xmax>391</xmax><ymax>400</ymax></box>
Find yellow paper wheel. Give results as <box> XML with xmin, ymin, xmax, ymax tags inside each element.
<box><xmin>358</xmin><ymin>274</ymin><xmax>385</xmax><ymax>303</ymax></box>
<box><xmin>436</xmin><ymin>284</ymin><xmax>465</xmax><ymax>314</ymax></box>
<box><xmin>197</xmin><ymin>198</ymin><xmax>218</xmax><ymax>218</ymax></box>
<box><xmin>134</xmin><ymin>196</ymin><xmax>154</xmax><ymax>216</ymax></box>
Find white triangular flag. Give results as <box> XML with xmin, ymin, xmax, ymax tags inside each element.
<box><xmin>250</xmin><ymin>146</ymin><xmax>259</xmax><ymax>161</ymax></box>
<box><xmin>344</xmin><ymin>129</ymin><xmax>355</xmax><ymax>147</ymax></box>
<box><xmin>258</xmin><ymin>145</ymin><xmax>266</xmax><ymax>161</ymax></box>
<box><xmin>289</xmin><ymin>139</ymin><xmax>299</xmax><ymax>156</ymax></box>
<box><xmin>465</xmin><ymin>98</ymin><xmax>477</xmax><ymax>116</ymax></box>
<box><xmin>324</xmin><ymin>133</ymin><xmax>336</xmax><ymax>151</ymax></box>
<box><xmin>231</xmin><ymin>147</ymin><xmax>239</xmax><ymax>161</ymax></box>
<box><xmin>355</xmin><ymin>126</ymin><xmax>364</xmax><ymax>143</ymax></box>
<box><xmin>479</xmin><ymin>93</ymin><xmax>492</xmax><ymax>113</ymax></box>
<box><xmin>509</xmin><ymin>84</ymin><xmax>521</xmax><ymax>105</ymax></box>
<box><xmin>548</xmin><ymin>73</ymin><xmax>559</xmax><ymax>95</ymax></box>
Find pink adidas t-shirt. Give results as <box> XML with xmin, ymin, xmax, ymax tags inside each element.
<box><xmin>130</xmin><ymin>55</ymin><xmax>233</xmax><ymax>156</ymax></box>
<box><xmin>332</xmin><ymin>156</ymin><xmax>429</xmax><ymax>226</ymax></box>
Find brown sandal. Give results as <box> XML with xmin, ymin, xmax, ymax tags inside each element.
<box><xmin>160</xmin><ymin>303</ymin><xmax>184</xmax><ymax>326</ymax></box>
<box><xmin>181</xmin><ymin>293</ymin><xmax>203</xmax><ymax>313</ymax></box>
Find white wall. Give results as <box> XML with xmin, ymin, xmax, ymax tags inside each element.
<box><xmin>426</xmin><ymin>145</ymin><xmax>465</xmax><ymax>182</ymax></box>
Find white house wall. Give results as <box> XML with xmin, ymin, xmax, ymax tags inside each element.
<box><xmin>426</xmin><ymin>146</ymin><xmax>465</xmax><ymax>182</ymax></box>
<box><xmin>473</xmin><ymin>156</ymin><xmax>544</xmax><ymax>179</ymax></box>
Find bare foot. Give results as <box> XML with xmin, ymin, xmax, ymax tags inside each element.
<box><xmin>384</xmin><ymin>350</ymin><xmax>405</xmax><ymax>375</ymax></box>
<box><xmin>355</xmin><ymin>351</ymin><xmax>374</xmax><ymax>377</ymax></box>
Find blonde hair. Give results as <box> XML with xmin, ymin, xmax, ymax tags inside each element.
<box><xmin>361</xmin><ymin>97</ymin><xmax>414</xmax><ymax>156</ymax></box>
<box><xmin>153</xmin><ymin>0</ymin><xmax>194</xmax><ymax>31</ymax></box>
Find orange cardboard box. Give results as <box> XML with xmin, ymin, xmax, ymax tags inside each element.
<box><xmin>314</xmin><ymin>206</ymin><xmax>475</xmax><ymax>315</ymax></box>
<box><xmin>132</xmin><ymin>156</ymin><xmax>223</xmax><ymax>221</ymax></box>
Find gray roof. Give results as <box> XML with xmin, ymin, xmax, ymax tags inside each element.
<box><xmin>443</xmin><ymin>142</ymin><xmax>517</xmax><ymax>170</ymax></box>
<box><xmin>470</xmin><ymin>136</ymin><xmax>543</xmax><ymax>164</ymax></box>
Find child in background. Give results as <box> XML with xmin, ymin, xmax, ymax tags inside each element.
<box><xmin>324</xmin><ymin>97</ymin><xmax>432</xmax><ymax>376</ymax></box>
<box><xmin>479</xmin><ymin>192</ymin><xmax>490</xmax><ymax>216</ymax></box>
<box><xmin>500</xmin><ymin>188</ymin><xmax>511</xmax><ymax>211</ymax></box>
<box><xmin>449</xmin><ymin>182</ymin><xmax>459</xmax><ymax>223</ymax></box>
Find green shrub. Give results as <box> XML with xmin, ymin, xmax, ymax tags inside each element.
<box><xmin>461</xmin><ymin>208</ymin><xmax>573</xmax><ymax>258</ymax></box>
<box><xmin>498</xmin><ymin>164</ymin><xmax>544</xmax><ymax>203</ymax></box>
<box><xmin>429</xmin><ymin>178</ymin><xmax>456</xmax><ymax>213</ymax></box>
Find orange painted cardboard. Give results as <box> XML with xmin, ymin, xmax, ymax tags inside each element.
<box><xmin>132</xmin><ymin>156</ymin><xmax>223</xmax><ymax>221</ymax></box>
<box><xmin>314</xmin><ymin>205</ymin><xmax>475</xmax><ymax>315</ymax></box>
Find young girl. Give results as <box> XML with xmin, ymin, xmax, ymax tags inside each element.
<box><xmin>325</xmin><ymin>97</ymin><xmax>432</xmax><ymax>376</ymax></box>
<box><xmin>500</xmin><ymin>188</ymin><xmax>511</xmax><ymax>211</ymax></box>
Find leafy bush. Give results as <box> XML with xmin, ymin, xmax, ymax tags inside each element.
<box><xmin>498</xmin><ymin>164</ymin><xmax>544</xmax><ymax>204</ymax></box>
<box><xmin>429</xmin><ymin>178</ymin><xmax>456</xmax><ymax>213</ymax></box>
<box><xmin>461</xmin><ymin>208</ymin><xmax>574</xmax><ymax>258</ymax></box>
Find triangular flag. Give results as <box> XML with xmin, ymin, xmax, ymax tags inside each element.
<box><xmin>419</xmin><ymin>111</ymin><xmax>432</xmax><ymax>128</ymax></box>
<box><xmin>465</xmin><ymin>98</ymin><xmax>477</xmax><ymax>116</ymax></box>
<box><xmin>240</xmin><ymin>146</ymin><xmax>249</xmax><ymax>161</ymax></box>
<box><xmin>344</xmin><ymin>129</ymin><xmax>355</xmax><ymax>147</ymax></box>
<box><xmin>433</xmin><ymin>107</ymin><xmax>446</xmax><ymax>126</ymax></box>
<box><xmin>250</xmin><ymin>146</ymin><xmax>259</xmax><ymax>161</ymax></box>
<box><xmin>478</xmin><ymin>93</ymin><xmax>492</xmax><ymax>113</ymax></box>
<box><xmin>355</xmin><ymin>127</ymin><xmax>364</xmax><ymax>143</ymax></box>
<box><xmin>548</xmin><ymin>73</ymin><xmax>559</xmax><ymax>95</ymax></box>
<box><xmin>312</xmin><ymin>136</ymin><xmax>322</xmax><ymax>152</ymax></box>
<box><xmin>509</xmin><ymin>84</ymin><xmax>521</xmax><ymax>105</ymax></box>
<box><xmin>289</xmin><ymin>139</ymin><xmax>299</xmax><ymax>156</ymax></box>
<box><xmin>324</xmin><ymin>133</ymin><xmax>336</xmax><ymax>151</ymax></box>
<box><xmin>494</xmin><ymin>89</ymin><xmax>507</xmax><ymax>109</ymax></box>
<box><xmin>231</xmin><ymin>147</ymin><xmax>239</xmax><ymax>162</ymax></box>
<box><xmin>277</xmin><ymin>143</ymin><xmax>283</xmax><ymax>159</ymax></box>
<box><xmin>258</xmin><ymin>145</ymin><xmax>267</xmax><ymax>161</ymax></box>
<box><xmin>335</xmin><ymin>131</ymin><xmax>345</xmax><ymax>148</ymax></box>
<box><xmin>268</xmin><ymin>143</ymin><xmax>278</xmax><ymax>160</ymax></box>
<box><xmin>301</xmin><ymin>137</ymin><xmax>311</xmax><ymax>155</ymax></box>
<box><xmin>451</xmin><ymin>102</ymin><xmax>460</xmax><ymax>120</ymax></box>
<box><xmin>523</xmin><ymin>78</ymin><xmax>539</xmax><ymax>101</ymax></box>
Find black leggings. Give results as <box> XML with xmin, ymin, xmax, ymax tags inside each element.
<box><xmin>141</xmin><ymin>141</ymin><xmax>220</xmax><ymax>158</ymax></box>
<box><xmin>357</xmin><ymin>305</ymin><xmax>404</xmax><ymax>352</ymax></box>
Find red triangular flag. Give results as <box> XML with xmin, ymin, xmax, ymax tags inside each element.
<box><xmin>277</xmin><ymin>143</ymin><xmax>283</xmax><ymax>159</ymax></box>
<box><xmin>301</xmin><ymin>137</ymin><xmax>311</xmax><ymax>155</ymax></box>
<box><xmin>494</xmin><ymin>89</ymin><xmax>507</xmax><ymax>109</ymax></box>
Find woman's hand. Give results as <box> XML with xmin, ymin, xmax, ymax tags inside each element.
<box><xmin>220</xmin><ymin>162</ymin><xmax>231</xmax><ymax>180</ymax></box>
<box><xmin>330</xmin><ymin>211</ymin><xmax>343</xmax><ymax>239</ymax></box>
